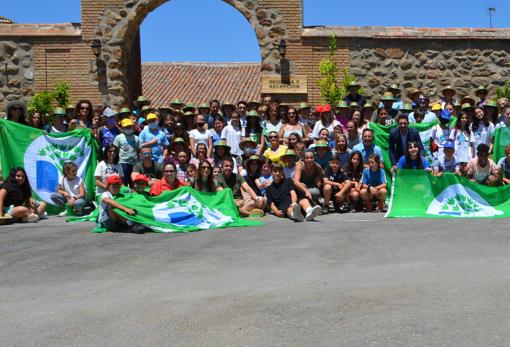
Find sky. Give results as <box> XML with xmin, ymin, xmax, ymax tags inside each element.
<box><xmin>3</xmin><ymin>0</ymin><xmax>509</xmax><ymax>62</ymax></box>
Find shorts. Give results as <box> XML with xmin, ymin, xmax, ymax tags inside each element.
<box><xmin>99</xmin><ymin>217</ymin><xmax>129</xmax><ymax>231</ymax></box>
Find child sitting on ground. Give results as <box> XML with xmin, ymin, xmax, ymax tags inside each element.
<box><xmin>360</xmin><ymin>154</ymin><xmax>387</xmax><ymax>212</ymax></box>
<box><xmin>98</xmin><ymin>175</ymin><xmax>136</xmax><ymax>231</ymax></box>
<box><xmin>265</xmin><ymin>163</ymin><xmax>304</xmax><ymax>222</ymax></box>
<box><xmin>50</xmin><ymin>162</ymin><xmax>88</xmax><ymax>216</ymax></box>
<box><xmin>255</xmin><ymin>158</ymin><xmax>273</xmax><ymax>195</ymax></box>
<box><xmin>323</xmin><ymin>156</ymin><xmax>351</xmax><ymax>213</ymax></box>
<box><xmin>433</xmin><ymin>140</ymin><xmax>461</xmax><ymax>176</ymax></box>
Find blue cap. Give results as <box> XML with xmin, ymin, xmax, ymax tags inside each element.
<box><xmin>444</xmin><ymin>140</ymin><xmax>455</xmax><ymax>150</ymax></box>
<box><xmin>440</xmin><ymin>109</ymin><xmax>451</xmax><ymax>120</ymax></box>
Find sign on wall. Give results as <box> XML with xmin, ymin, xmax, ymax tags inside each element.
<box><xmin>261</xmin><ymin>75</ymin><xmax>308</xmax><ymax>94</ymax></box>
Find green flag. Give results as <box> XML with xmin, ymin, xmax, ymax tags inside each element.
<box><xmin>369</xmin><ymin>121</ymin><xmax>439</xmax><ymax>171</ymax></box>
<box><xmin>492</xmin><ymin>127</ymin><xmax>510</xmax><ymax>164</ymax></box>
<box><xmin>387</xmin><ymin>170</ymin><xmax>510</xmax><ymax>218</ymax></box>
<box><xmin>97</xmin><ymin>186</ymin><xmax>262</xmax><ymax>233</ymax></box>
<box><xmin>0</xmin><ymin>119</ymin><xmax>98</xmax><ymax>212</ymax></box>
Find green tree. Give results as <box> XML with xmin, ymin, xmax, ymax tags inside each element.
<box><xmin>54</xmin><ymin>81</ymin><xmax>71</xmax><ymax>108</ymax></box>
<box><xmin>317</xmin><ymin>35</ymin><xmax>363</xmax><ymax>105</ymax></box>
<box><xmin>496</xmin><ymin>82</ymin><xmax>510</xmax><ymax>100</ymax></box>
<box><xmin>27</xmin><ymin>91</ymin><xmax>54</xmax><ymax>116</ymax></box>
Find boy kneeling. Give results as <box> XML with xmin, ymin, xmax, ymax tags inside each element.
<box><xmin>266</xmin><ymin>163</ymin><xmax>319</xmax><ymax>222</ymax></box>
<box><xmin>98</xmin><ymin>175</ymin><xmax>137</xmax><ymax>231</ymax></box>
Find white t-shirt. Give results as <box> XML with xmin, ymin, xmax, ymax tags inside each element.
<box><xmin>60</xmin><ymin>176</ymin><xmax>83</xmax><ymax>197</ymax></box>
<box><xmin>221</xmin><ymin>125</ymin><xmax>243</xmax><ymax>156</ymax></box>
<box><xmin>311</xmin><ymin>119</ymin><xmax>341</xmax><ymax>140</ymax></box>
<box><xmin>98</xmin><ymin>191</ymin><xmax>113</xmax><ymax>223</ymax></box>
<box><xmin>94</xmin><ymin>161</ymin><xmax>124</xmax><ymax>193</ymax></box>
<box><xmin>189</xmin><ymin>128</ymin><xmax>211</xmax><ymax>147</ymax></box>
<box><xmin>470</xmin><ymin>122</ymin><xmax>494</xmax><ymax>151</ymax></box>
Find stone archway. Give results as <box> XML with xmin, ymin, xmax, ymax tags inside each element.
<box><xmin>91</xmin><ymin>0</ymin><xmax>288</xmax><ymax>107</ymax></box>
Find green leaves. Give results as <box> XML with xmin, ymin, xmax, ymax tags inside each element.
<box><xmin>443</xmin><ymin>194</ymin><xmax>481</xmax><ymax>214</ymax></box>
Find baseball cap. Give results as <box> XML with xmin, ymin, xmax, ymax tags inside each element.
<box><xmin>120</xmin><ymin>118</ymin><xmax>134</xmax><ymax>127</ymax></box>
<box><xmin>106</xmin><ymin>175</ymin><xmax>122</xmax><ymax>185</ymax></box>
<box><xmin>146</xmin><ymin>113</ymin><xmax>158</xmax><ymax>121</ymax></box>
<box><xmin>444</xmin><ymin>141</ymin><xmax>455</xmax><ymax>150</ymax></box>
<box><xmin>133</xmin><ymin>174</ymin><xmax>149</xmax><ymax>183</ymax></box>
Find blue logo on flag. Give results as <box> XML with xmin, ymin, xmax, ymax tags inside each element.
<box><xmin>36</xmin><ymin>160</ymin><xmax>58</xmax><ymax>193</ymax></box>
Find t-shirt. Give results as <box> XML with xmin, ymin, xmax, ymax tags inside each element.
<box><xmin>449</xmin><ymin>129</ymin><xmax>474</xmax><ymax>163</ymax></box>
<box><xmin>433</xmin><ymin>156</ymin><xmax>459</xmax><ymax>173</ymax></box>
<box><xmin>98</xmin><ymin>191</ymin><xmax>114</xmax><ymax>223</ymax></box>
<box><xmin>352</xmin><ymin>143</ymin><xmax>384</xmax><ymax>164</ymax></box>
<box><xmin>324</xmin><ymin>167</ymin><xmax>346</xmax><ymax>183</ymax></box>
<box><xmin>244</xmin><ymin>174</ymin><xmax>262</xmax><ymax>197</ymax></box>
<box><xmin>132</xmin><ymin>161</ymin><xmax>163</xmax><ymax>180</ymax></box>
<box><xmin>498</xmin><ymin>157</ymin><xmax>510</xmax><ymax>179</ymax></box>
<box><xmin>396</xmin><ymin>156</ymin><xmax>429</xmax><ymax>170</ymax></box>
<box><xmin>466</xmin><ymin>157</ymin><xmax>498</xmax><ymax>183</ymax></box>
<box><xmin>59</xmin><ymin>176</ymin><xmax>83</xmax><ymax>197</ymax></box>
<box><xmin>113</xmin><ymin>133</ymin><xmax>140</xmax><ymax>165</ymax></box>
<box><xmin>266</xmin><ymin>178</ymin><xmax>295</xmax><ymax>210</ymax></box>
<box><xmin>149</xmin><ymin>178</ymin><xmax>186</xmax><ymax>196</ymax></box>
<box><xmin>314</xmin><ymin>152</ymin><xmax>331</xmax><ymax>170</ymax></box>
<box><xmin>221</xmin><ymin>125</ymin><xmax>243</xmax><ymax>156</ymax></box>
<box><xmin>263</xmin><ymin>145</ymin><xmax>288</xmax><ymax>166</ymax></box>
<box><xmin>94</xmin><ymin>161</ymin><xmax>124</xmax><ymax>193</ymax></box>
<box><xmin>258</xmin><ymin>174</ymin><xmax>273</xmax><ymax>194</ymax></box>
<box><xmin>311</xmin><ymin>119</ymin><xmax>341</xmax><ymax>140</ymax></box>
<box><xmin>189</xmin><ymin>128</ymin><xmax>212</xmax><ymax>147</ymax></box>
<box><xmin>139</xmin><ymin>126</ymin><xmax>170</xmax><ymax>163</ymax></box>
<box><xmin>361</xmin><ymin>168</ymin><xmax>386</xmax><ymax>186</ymax></box>
<box><xmin>216</xmin><ymin>173</ymin><xmax>245</xmax><ymax>199</ymax></box>
<box><xmin>470</xmin><ymin>122</ymin><xmax>494</xmax><ymax>151</ymax></box>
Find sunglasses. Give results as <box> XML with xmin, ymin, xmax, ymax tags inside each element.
<box><xmin>269</xmin><ymin>136</ymin><xmax>278</xmax><ymax>139</ymax></box>
<box><xmin>164</xmin><ymin>170</ymin><xmax>175</xmax><ymax>173</ymax></box>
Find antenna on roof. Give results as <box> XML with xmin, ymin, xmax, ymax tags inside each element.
<box><xmin>488</xmin><ymin>7</ymin><xmax>496</xmax><ymax>28</ymax></box>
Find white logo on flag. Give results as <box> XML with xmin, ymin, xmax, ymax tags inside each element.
<box><xmin>426</xmin><ymin>184</ymin><xmax>503</xmax><ymax>217</ymax></box>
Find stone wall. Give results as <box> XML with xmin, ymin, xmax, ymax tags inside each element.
<box><xmin>349</xmin><ymin>39</ymin><xmax>510</xmax><ymax>101</ymax></box>
<box><xmin>0</xmin><ymin>40</ymin><xmax>33</xmax><ymax>113</ymax></box>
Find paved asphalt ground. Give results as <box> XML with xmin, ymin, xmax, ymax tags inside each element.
<box><xmin>1</xmin><ymin>214</ymin><xmax>510</xmax><ymax>347</ymax></box>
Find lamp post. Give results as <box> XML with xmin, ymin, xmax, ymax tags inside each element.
<box><xmin>279</xmin><ymin>39</ymin><xmax>290</xmax><ymax>84</ymax></box>
<box><xmin>91</xmin><ymin>39</ymin><xmax>102</xmax><ymax>59</ymax></box>
<box><xmin>488</xmin><ymin>7</ymin><xmax>496</xmax><ymax>28</ymax></box>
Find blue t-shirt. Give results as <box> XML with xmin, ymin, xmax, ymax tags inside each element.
<box><xmin>397</xmin><ymin>156</ymin><xmax>429</xmax><ymax>170</ymax></box>
<box><xmin>139</xmin><ymin>126</ymin><xmax>170</xmax><ymax>163</ymax></box>
<box><xmin>352</xmin><ymin>143</ymin><xmax>384</xmax><ymax>165</ymax></box>
<box><xmin>361</xmin><ymin>168</ymin><xmax>386</xmax><ymax>186</ymax></box>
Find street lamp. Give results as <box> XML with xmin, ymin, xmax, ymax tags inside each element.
<box><xmin>91</xmin><ymin>39</ymin><xmax>102</xmax><ymax>59</ymax></box>
<box><xmin>279</xmin><ymin>39</ymin><xmax>286</xmax><ymax>58</ymax></box>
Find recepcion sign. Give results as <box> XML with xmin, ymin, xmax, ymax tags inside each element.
<box><xmin>261</xmin><ymin>75</ymin><xmax>308</xmax><ymax>94</ymax></box>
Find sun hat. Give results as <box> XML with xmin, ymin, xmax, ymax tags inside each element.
<box><xmin>336</xmin><ymin>101</ymin><xmax>348</xmax><ymax>109</ymax></box>
<box><xmin>388</xmin><ymin>84</ymin><xmax>400</xmax><ymax>93</ymax></box>
<box><xmin>381</xmin><ymin>92</ymin><xmax>396</xmax><ymax>101</ymax></box>
<box><xmin>170</xmin><ymin>98</ymin><xmax>184</xmax><ymax>106</ymax></box>
<box><xmin>321</xmin><ymin>104</ymin><xmax>332</xmax><ymax>112</ymax></box>
<box><xmin>349</xmin><ymin>102</ymin><xmax>360</xmax><ymax>109</ymax></box>
<box><xmin>247</xmin><ymin>110</ymin><xmax>259</xmax><ymax>117</ymax></box>
<box><xmin>298</xmin><ymin>102</ymin><xmax>310</xmax><ymax>110</ymax></box>
<box><xmin>406</xmin><ymin>88</ymin><xmax>421</xmax><ymax>100</ymax></box>
<box><xmin>474</xmin><ymin>86</ymin><xmax>488</xmax><ymax>97</ymax></box>
<box><xmin>214</xmin><ymin>139</ymin><xmax>231</xmax><ymax>151</ymax></box>
<box><xmin>461</xmin><ymin>103</ymin><xmax>474</xmax><ymax>111</ymax></box>
<box><xmin>118</xmin><ymin>107</ymin><xmax>131</xmax><ymax>115</ymax></box>
<box><xmin>460</xmin><ymin>96</ymin><xmax>476</xmax><ymax>106</ymax></box>
<box><xmin>281</xmin><ymin>149</ymin><xmax>299</xmax><ymax>161</ymax></box>
<box><xmin>53</xmin><ymin>107</ymin><xmax>66</xmax><ymax>116</ymax></box>
<box><xmin>348</xmin><ymin>81</ymin><xmax>360</xmax><ymax>88</ymax></box>
<box><xmin>244</xmin><ymin>155</ymin><xmax>263</xmax><ymax>167</ymax></box>
<box><xmin>442</xmin><ymin>85</ymin><xmax>456</xmax><ymax>96</ymax></box>
<box><xmin>315</xmin><ymin>140</ymin><xmax>330</xmax><ymax>148</ymax></box>
<box><xmin>401</xmin><ymin>103</ymin><xmax>413</xmax><ymax>112</ymax></box>
<box><xmin>135</xmin><ymin>96</ymin><xmax>150</xmax><ymax>106</ymax></box>
<box><xmin>362</xmin><ymin>102</ymin><xmax>375</xmax><ymax>110</ymax></box>
<box><xmin>198</xmin><ymin>102</ymin><xmax>209</xmax><ymax>110</ymax></box>
<box><xmin>239</xmin><ymin>138</ymin><xmax>258</xmax><ymax>151</ymax></box>
<box><xmin>183</xmin><ymin>103</ymin><xmax>196</xmax><ymax>112</ymax></box>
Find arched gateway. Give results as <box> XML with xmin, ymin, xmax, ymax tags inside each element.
<box><xmin>90</xmin><ymin>0</ymin><xmax>288</xmax><ymax>107</ymax></box>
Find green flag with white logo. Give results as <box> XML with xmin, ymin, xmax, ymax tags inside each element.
<box><xmin>102</xmin><ymin>187</ymin><xmax>262</xmax><ymax>233</ymax></box>
<box><xmin>386</xmin><ymin>170</ymin><xmax>510</xmax><ymax>218</ymax></box>
<box><xmin>0</xmin><ymin>119</ymin><xmax>98</xmax><ymax>213</ymax></box>
<box><xmin>369</xmin><ymin>121</ymin><xmax>439</xmax><ymax>171</ymax></box>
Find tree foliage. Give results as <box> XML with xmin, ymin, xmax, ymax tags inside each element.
<box><xmin>27</xmin><ymin>80</ymin><xmax>72</xmax><ymax>115</ymax></box>
<box><xmin>317</xmin><ymin>35</ymin><xmax>363</xmax><ymax>105</ymax></box>
<box><xmin>496</xmin><ymin>82</ymin><xmax>510</xmax><ymax>100</ymax></box>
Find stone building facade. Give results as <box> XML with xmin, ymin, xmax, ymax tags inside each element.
<box><xmin>1</xmin><ymin>0</ymin><xmax>510</xmax><ymax>112</ymax></box>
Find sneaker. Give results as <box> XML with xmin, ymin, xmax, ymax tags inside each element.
<box><xmin>22</xmin><ymin>213</ymin><xmax>39</xmax><ymax>223</ymax></box>
<box><xmin>305</xmin><ymin>205</ymin><xmax>321</xmax><ymax>221</ymax></box>
<box><xmin>292</xmin><ymin>204</ymin><xmax>304</xmax><ymax>222</ymax></box>
<box><xmin>58</xmin><ymin>210</ymin><xmax>67</xmax><ymax>217</ymax></box>
<box><xmin>321</xmin><ymin>206</ymin><xmax>329</xmax><ymax>215</ymax></box>
<box><xmin>39</xmin><ymin>212</ymin><xmax>48</xmax><ymax>220</ymax></box>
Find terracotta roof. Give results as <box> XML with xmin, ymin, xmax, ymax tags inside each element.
<box><xmin>142</xmin><ymin>62</ymin><xmax>261</xmax><ymax>107</ymax></box>
<box><xmin>0</xmin><ymin>15</ymin><xmax>15</xmax><ymax>24</ymax></box>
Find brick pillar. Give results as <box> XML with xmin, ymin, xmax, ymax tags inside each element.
<box><xmin>81</xmin><ymin>0</ymin><xmax>125</xmax><ymax>42</ymax></box>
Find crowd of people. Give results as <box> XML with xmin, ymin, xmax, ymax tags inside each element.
<box><xmin>1</xmin><ymin>82</ymin><xmax>510</xmax><ymax>229</ymax></box>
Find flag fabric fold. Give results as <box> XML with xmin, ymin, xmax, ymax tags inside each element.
<box><xmin>102</xmin><ymin>186</ymin><xmax>262</xmax><ymax>233</ymax></box>
<box><xmin>492</xmin><ymin>127</ymin><xmax>510</xmax><ymax>164</ymax></box>
<box><xmin>386</xmin><ymin>170</ymin><xmax>510</xmax><ymax>218</ymax></box>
